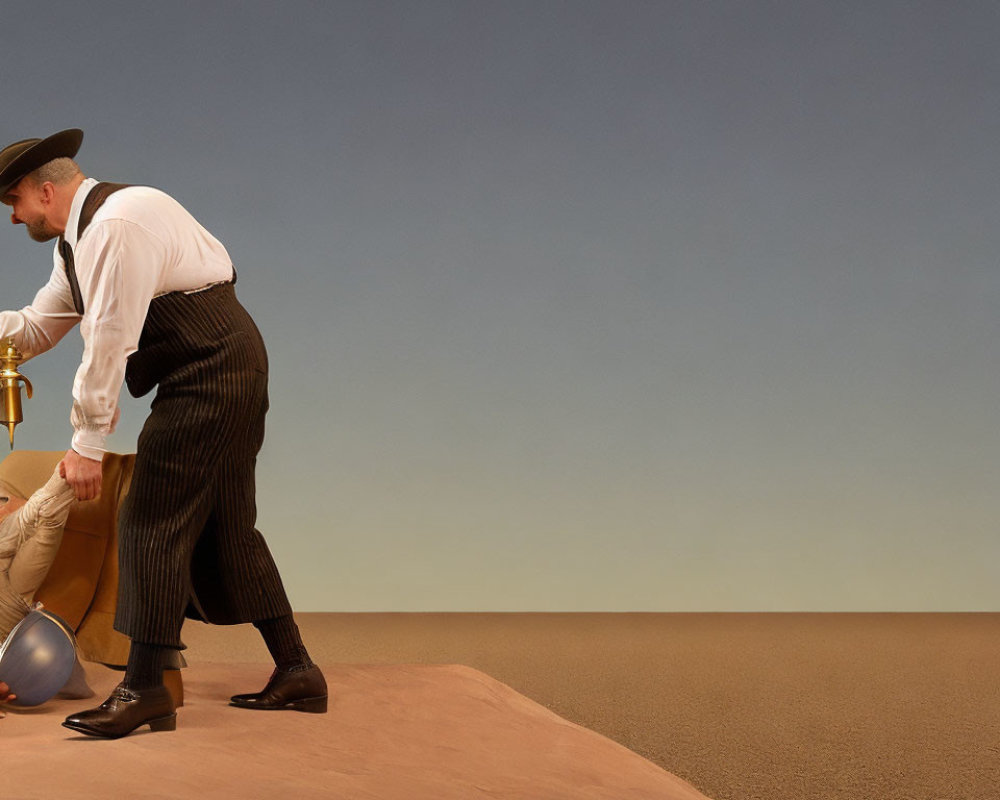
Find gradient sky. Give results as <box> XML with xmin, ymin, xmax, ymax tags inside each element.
<box><xmin>3</xmin><ymin>1</ymin><xmax>999</xmax><ymax>610</ymax></box>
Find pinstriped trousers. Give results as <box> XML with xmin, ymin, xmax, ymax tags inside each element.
<box><xmin>114</xmin><ymin>282</ymin><xmax>293</xmax><ymax>648</ymax></box>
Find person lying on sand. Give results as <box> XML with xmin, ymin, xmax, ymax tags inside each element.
<box><xmin>0</xmin><ymin>467</ymin><xmax>93</xmax><ymax>717</ymax></box>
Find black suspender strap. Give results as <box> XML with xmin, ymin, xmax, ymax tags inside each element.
<box><xmin>58</xmin><ymin>182</ymin><xmax>133</xmax><ymax>316</ymax></box>
<box><xmin>58</xmin><ymin>237</ymin><xmax>85</xmax><ymax>315</ymax></box>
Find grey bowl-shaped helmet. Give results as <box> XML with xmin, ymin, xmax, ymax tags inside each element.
<box><xmin>0</xmin><ymin>608</ymin><xmax>77</xmax><ymax>706</ymax></box>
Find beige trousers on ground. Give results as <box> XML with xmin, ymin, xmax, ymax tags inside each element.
<box><xmin>0</xmin><ymin>468</ymin><xmax>76</xmax><ymax>642</ymax></box>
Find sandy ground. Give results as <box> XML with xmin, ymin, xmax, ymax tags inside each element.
<box><xmin>5</xmin><ymin>613</ymin><xmax>999</xmax><ymax>799</ymax></box>
<box><xmin>179</xmin><ymin>611</ymin><xmax>1000</xmax><ymax>800</ymax></box>
<box><xmin>3</xmin><ymin>657</ymin><xmax>706</xmax><ymax>800</ymax></box>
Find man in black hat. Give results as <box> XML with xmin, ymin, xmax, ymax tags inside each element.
<box><xmin>0</xmin><ymin>129</ymin><xmax>327</xmax><ymax>738</ymax></box>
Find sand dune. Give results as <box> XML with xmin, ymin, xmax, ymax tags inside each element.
<box><xmin>4</xmin><ymin>656</ymin><xmax>707</xmax><ymax>799</ymax></box>
<box><xmin>234</xmin><ymin>612</ymin><xmax>1000</xmax><ymax>800</ymax></box>
<box><xmin>0</xmin><ymin>614</ymin><xmax>1000</xmax><ymax>800</ymax></box>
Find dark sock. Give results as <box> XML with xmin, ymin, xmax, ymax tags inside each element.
<box><xmin>123</xmin><ymin>641</ymin><xmax>168</xmax><ymax>691</ymax></box>
<box><xmin>254</xmin><ymin>615</ymin><xmax>312</xmax><ymax>671</ymax></box>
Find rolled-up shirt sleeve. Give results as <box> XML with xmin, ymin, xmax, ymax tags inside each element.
<box><xmin>70</xmin><ymin>219</ymin><xmax>166</xmax><ymax>460</ymax></box>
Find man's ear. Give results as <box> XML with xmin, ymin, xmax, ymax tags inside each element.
<box><xmin>39</xmin><ymin>181</ymin><xmax>56</xmax><ymax>204</ymax></box>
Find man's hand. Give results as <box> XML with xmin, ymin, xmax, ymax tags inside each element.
<box><xmin>58</xmin><ymin>449</ymin><xmax>102</xmax><ymax>501</ymax></box>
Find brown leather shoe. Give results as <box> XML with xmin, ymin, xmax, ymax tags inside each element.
<box><xmin>229</xmin><ymin>664</ymin><xmax>327</xmax><ymax>713</ymax></box>
<box><xmin>62</xmin><ymin>683</ymin><xmax>176</xmax><ymax>739</ymax></box>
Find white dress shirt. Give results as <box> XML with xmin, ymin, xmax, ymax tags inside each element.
<box><xmin>0</xmin><ymin>178</ymin><xmax>234</xmax><ymax>459</ymax></box>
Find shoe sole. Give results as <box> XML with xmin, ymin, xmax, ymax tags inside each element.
<box><xmin>62</xmin><ymin>713</ymin><xmax>177</xmax><ymax>739</ymax></box>
<box><xmin>229</xmin><ymin>695</ymin><xmax>328</xmax><ymax>713</ymax></box>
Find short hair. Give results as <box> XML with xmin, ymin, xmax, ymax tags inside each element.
<box><xmin>23</xmin><ymin>157</ymin><xmax>81</xmax><ymax>187</ymax></box>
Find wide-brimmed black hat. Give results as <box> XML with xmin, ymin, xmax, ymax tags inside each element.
<box><xmin>0</xmin><ymin>128</ymin><xmax>83</xmax><ymax>196</ymax></box>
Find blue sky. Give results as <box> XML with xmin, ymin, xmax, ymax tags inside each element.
<box><xmin>3</xmin><ymin>1</ymin><xmax>1000</xmax><ymax>610</ymax></box>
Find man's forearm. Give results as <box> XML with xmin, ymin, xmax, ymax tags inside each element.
<box><xmin>0</xmin><ymin>275</ymin><xmax>80</xmax><ymax>360</ymax></box>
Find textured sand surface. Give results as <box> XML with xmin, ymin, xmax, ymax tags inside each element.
<box><xmin>4</xmin><ymin>613</ymin><xmax>997</xmax><ymax>800</ymax></box>
<box><xmin>178</xmin><ymin>612</ymin><xmax>1000</xmax><ymax>800</ymax></box>
<box><xmin>1</xmin><ymin>644</ymin><xmax>708</xmax><ymax>799</ymax></box>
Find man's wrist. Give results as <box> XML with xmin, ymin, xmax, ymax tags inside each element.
<box><xmin>70</xmin><ymin>430</ymin><xmax>106</xmax><ymax>461</ymax></box>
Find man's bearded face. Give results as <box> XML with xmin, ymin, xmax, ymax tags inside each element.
<box><xmin>4</xmin><ymin>179</ymin><xmax>59</xmax><ymax>242</ymax></box>
<box><xmin>21</xmin><ymin>212</ymin><xmax>59</xmax><ymax>242</ymax></box>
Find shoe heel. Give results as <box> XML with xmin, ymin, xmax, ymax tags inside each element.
<box><xmin>291</xmin><ymin>696</ymin><xmax>327</xmax><ymax>714</ymax></box>
<box><xmin>149</xmin><ymin>714</ymin><xmax>177</xmax><ymax>732</ymax></box>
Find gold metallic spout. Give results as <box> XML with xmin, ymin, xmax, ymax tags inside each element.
<box><xmin>0</xmin><ymin>338</ymin><xmax>32</xmax><ymax>449</ymax></box>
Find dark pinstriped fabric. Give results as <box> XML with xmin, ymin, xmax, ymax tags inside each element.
<box><xmin>114</xmin><ymin>281</ymin><xmax>293</xmax><ymax>647</ymax></box>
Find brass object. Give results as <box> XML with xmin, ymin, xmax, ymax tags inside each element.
<box><xmin>0</xmin><ymin>338</ymin><xmax>32</xmax><ymax>449</ymax></box>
